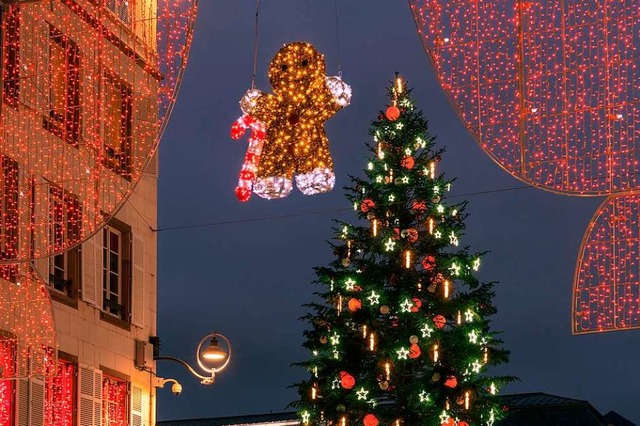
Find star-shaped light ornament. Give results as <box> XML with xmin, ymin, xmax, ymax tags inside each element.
<box><xmin>344</xmin><ymin>278</ymin><xmax>357</xmax><ymax>291</ymax></box>
<box><xmin>368</xmin><ymin>291</ymin><xmax>380</xmax><ymax>305</ymax></box>
<box><xmin>450</xmin><ymin>263</ymin><xmax>461</xmax><ymax>276</ymax></box>
<box><xmin>331</xmin><ymin>378</ymin><xmax>341</xmax><ymax>389</ymax></box>
<box><xmin>368</xmin><ymin>399</ymin><xmax>378</xmax><ymax>408</ymax></box>
<box><xmin>419</xmin><ymin>391</ymin><xmax>430</xmax><ymax>403</ymax></box>
<box><xmin>332</xmin><ymin>348</ymin><xmax>340</xmax><ymax>359</ymax></box>
<box><xmin>471</xmin><ymin>360</ymin><xmax>482</xmax><ymax>373</ymax></box>
<box><xmin>434</xmin><ymin>230</ymin><xmax>442</xmax><ymax>239</ymax></box>
<box><xmin>472</xmin><ymin>258</ymin><xmax>481</xmax><ymax>271</ymax></box>
<box><xmin>437</xmin><ymin>204</ymin><xmax>445</xmax><ymax>214</ymax></box>
<box><xmin>490</xmin><ymin>382</ymin><xmax>497</xmax><ymax>395</ymax></box>
<box><xmin>439</xmin><ymin>411</ymin><xmax>451</xmax><ymax>424</ymax></box>
<box><xmin>301</xmin><ymin>411</ymin><xmax>310</xmax><ymax>425</ymax></box>
<box><xmin>420</xmin><ymin>323</ymin><xmax>434</xmax><ymax>338</ymax></box>
<box><xmin>396</xmin><ymin>347</ymin><xmax>410</xmax><ymax>360</ymax></box>
<box><xmin>330</xmin><ymin>332</ymin><xmax>340</xmax><ymax>346</ymax></box>
<box><xmin>468</xmin><ymin>330</ymin><xmax>479</xmax><ymax>344</ymax></box>
<box><xmin>464</xmin><ymin>310</ymin><xmax>474</xmax><ymax>323</ymax></box>
<box><xmin>400</xmin><ymin>298</ymin><xmax>413</xmax><ymax>313</ymax></box>
<box><xmin>404</xmin><ymin>148</ymin><xmax>413</xmax><ymax>156</ymax></box>
<box><xmin>385</xmin><ymin>238</ymin><xmax>396</xmax><ymax>251</ymax></box>
<box><xmin>433</xmin><ymin>185</ymin><xmax>440</xmax><ymax>194</ymax></box>
<box><xmin>449</xmin><ymin>232</ymin><xmax>459</xmax><ymax>246</ymax></box>
<box><xmin>367</xmin><ymin>162</ymin><xmax>374</xmax><ymax>170</ymax></box>
<box><xmin>376</xmin><ymin>176</ymin><xmax>383</xmax><ymax>183</ymax></box>
<box><xmin>415</xmin><ymin>136</ymin><xmax>426</xmax><ymax>149</ymax></box>
<box><xmin>388</xmin><ymin>194</ymin><xmax>396</xmax><ymax>202</ymax></box>
<box><xmin>401</xmin><ymin>176</ymin><xmax>410</xmax><ymax>184</ymax></box>
<box><xmin>396</xmin><ymin>122</ymin><xmax>404</xmax><ymax>130</ymax></box>
<box><xmin>356</xmin><ymin>387</ymin><xmax>369</xmax><ymax>400</ymax></box>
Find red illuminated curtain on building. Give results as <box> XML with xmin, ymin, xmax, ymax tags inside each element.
<box><xmin>0</xmin><ymin>341</ymin><xmax>15</xmax><ymax>426</ymax></box>
<box><xmin>103</xmin><ymin>376</ymin><xmax>127</xmax><ymax>426</ymax></box>
<box><xmin>45</xmin><ymin>359</ymin><xmax>75</xmax><ymax>426</ymax></box>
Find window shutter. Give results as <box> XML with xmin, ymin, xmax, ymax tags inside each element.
<box><xmin>131</xmin><ymin>234</ymin><xmax>145</xmax><ymax>328</ymax></box>
<box><xmin>32</xmin><ymin>182</ymin><xmax>50</xmax><ymax>285</ymax></box>
<box><xmin>15</xmin><ymin>377</ymin><xmax>45</xmax><ymax>426</ymax></box>
<box><xmin>130</xmin><ymin>385</ymin><xmax>143</xmax><ymax>426</ymax></box>
<box><xmin>78</xmin><ymin>365</ymin><xmax>102</xmax><ymax>426</ymax></box>
<box><xmin>81</xmin><ymin>229</ymin><xmax>103</xmax><ymax>308</ymax></box>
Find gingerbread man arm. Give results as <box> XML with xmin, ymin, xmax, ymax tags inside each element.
<box><xmin>312</xmin><ymin>76</ymin><xmax>352</xmax><ymax>120</ymax></box>
<box><xmin>240</xmin><ymin>89</ymin><xmax>279</xmax><ymax>124</ymax></box>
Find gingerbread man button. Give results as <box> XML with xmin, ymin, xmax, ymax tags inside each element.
<box><xmin>237</xmin><ymin>42</ymin><xmax>351</xmax><ymax>199</ymax></box>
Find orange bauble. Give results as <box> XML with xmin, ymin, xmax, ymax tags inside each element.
<box><xmin>340</xmin><ymin>371</ymin><xmax>356</xmax><ymax>389</ymax></box>
<box><xmin>409</xmin><ymin>343</ymin><xmax>421</xmax><ymax>359</ymax></box>
<box><xmin>441</xmin><ymin>418</ymin><xmax>455</xmax><ymax>426</ymax></box>
<box><xmin>348</xmin><ymin>298</ymin><xmax>362</xmax><ymax>312</ymax></box>
<box><xmin>433</xmin><ymin>314</ymin><xmax>446</xmax><ymax>329</ymax></box>
<box><xmin>444</xmin><ymin>375</ymin><xmax>458</xmax><ymax>388</ymax></box>
<box><xmin>401</xmin><ymin>156</ymin><xmax>415</xmax><ymax>169</ymax></box>
<box><xmin>385</xmin><ymin>105</ymin><xmax>401</xmax><ymax>121</ymax></box>
<box><xmin>363</xmin><ymin>414</ymin><xmax>379</xmax><ymax>426</ymax></box>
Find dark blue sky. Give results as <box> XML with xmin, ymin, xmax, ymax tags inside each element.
<box><xmin>155</xmin><ymin>1</ymin><xmax>639</xmax><ymax>423</ymax></box>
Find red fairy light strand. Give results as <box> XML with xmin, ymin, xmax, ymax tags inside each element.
<box><xmin>0</xmin><ymin>0</ymin><xmax>198</xmax><ymax>262</ymax></box>
<box><xmin>410</xmin><ymin>0</ymin><xmax>640</xmax><ymax>334</ymax></box>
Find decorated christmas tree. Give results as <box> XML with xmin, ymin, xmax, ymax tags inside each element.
<box><xmin>292</xmin><ymin>76</ymin><xmax>515</xmax><ymax>426</ymax></box>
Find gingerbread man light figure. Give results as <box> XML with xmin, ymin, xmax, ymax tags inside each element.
<box><xmin>235</xmin><ymin>42</ymin><xmax>351</xmax><ymax>200</ymax></box>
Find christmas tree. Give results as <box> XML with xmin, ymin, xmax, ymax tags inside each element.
<box><xmin>292</xmin><ymin>76</ymin><xmax>515</xmax><ymax>426</ymax></box>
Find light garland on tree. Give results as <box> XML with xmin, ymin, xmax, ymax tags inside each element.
<box><xmin>234</xmin><ymin>42</ymin><xmax>351</xmax><ymax>200</ymax></box>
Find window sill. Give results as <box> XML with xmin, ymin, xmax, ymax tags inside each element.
<box><xmin>100</xmin><ymin>311</ymin><xmax>131</xmax><ymax>331</ymax></box>
<box><xmin>48</xmin><ymin>288</ymin><xmax>78</xmax><ymax>309</ymax></box>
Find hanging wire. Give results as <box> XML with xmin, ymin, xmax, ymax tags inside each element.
<box><xmin>251</xmin><ymin>0</ymin><xmax>262</xmax><ymax>89</ymax></box>
<box><xmin>334</xmin><ymin>0</ymin><xmax>343</xmax><ymax>77</ymax></box>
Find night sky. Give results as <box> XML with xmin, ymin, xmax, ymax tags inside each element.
<box><xmin>155</xmin><ymin>1</ymin><xmax>639</xmax><ymax>423</ymax></box>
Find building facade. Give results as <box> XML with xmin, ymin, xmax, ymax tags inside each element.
<box><xmin>0</xmin><ymin>0</ymin><xmax>161</xmax><ymax>424</ymax></box>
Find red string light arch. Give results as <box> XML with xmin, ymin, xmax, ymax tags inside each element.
<box><xmin>409</xmin><ymin>0</ymin><xmax>640</xmax><ymax>333</ymax></box>
<box><xmin>0</xmin><ymin>0</ymin><xmax>198</xmax><ymax>263</ymax></box>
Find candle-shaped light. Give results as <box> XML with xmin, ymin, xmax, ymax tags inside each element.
<box><xmin>433</xmin><ymin>344</ymin><xmax>439</xmax><ymax>363</ymax></box>
<box><xmin>428</xmin><ymin>218</ymin><xmax>434</xmax><ymax>235</ymax></box>
<box><xmin>404</xmin><ymin>250</ymin><xmax>412</xmax><ymax>268</ymax></box>
<box><xmin>464</xmin><ymin>391</ymin><xmax>470</xmax><ymax>410</ymax></box>
<box><xmin>483</xmin><ymin>347</ymin><xmax>489</xmax><ymax>364</ymax></box>
<box><xmin>396</xmin><ymin>76</ymin><xmax>404</xmax><ymax>94</ymax></box>
<box><xmin>457</xmin><ymin>311</ymin><xmax>462</xmax><ymax>325</ymax></box>
<box><xmin>337</xmin><ymin>295</ymin><xmax>342</xmax><ymax>315</ymax></box>
<box><xmin>377</xmin><ymin>142</ymin><xmax>384</xmax><ymax>159</ymax></box>
<box><xmin>384</xmin><ymin>362</ymin><xmax>391</xmax><ymax>380</ymax></box>
<box><xmin>369</xmin><ymin>333</ymin><xmax>376</xmax><ymax>351</ymax></box>
<box><xmin>429</xmin><ymin>161</ymin><xmax>436</xmax><ymax>179</ymax></box>
<box><xmin>372</xmin><ymin>219</ymin><xmax>378</xmax><ymax>237</ymax></box>
<box><xmin>362</xmin><ymin>325</ymin><xmax>367</xmax><ymax>339</ymax></box>
<box><xmin>444</xmin><ymin>280</ymin><xmax>450</xmax><ymax>299</ymax></box>
<box><xmin>311</xmin><ymin>384</ymin><xmax>318</xmax><ymax>400</ymax></box>
<box><xmin>340</xmin><ymin>416</ymin><xmax>347</xmax><ymax>426</ymax></box>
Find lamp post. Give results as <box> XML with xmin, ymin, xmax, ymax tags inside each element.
<box><xmin>154</xmin><ymin>332</ymin><xmax>231</xmax><ymax>386</ymax></box>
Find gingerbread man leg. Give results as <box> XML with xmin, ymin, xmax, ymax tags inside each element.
<box><xmin>253</xmin><ymin>128</ymin><xmax>295</xmax><ymax>199</ymax></box>
<box><xmin>294</xmin><ymin>131</ymin><xmax>335</xmax><ymax>195</ymax></box>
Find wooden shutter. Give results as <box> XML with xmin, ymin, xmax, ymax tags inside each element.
<box><xmin>131</xmin><ymin>234</ymin><xmax>145</xmax><ymax>327</ymax></box>
<box><xmin>78</xmin><ymin>365</ymin><xmax>102</xmax><ymax>426</ymax></box>
<box><xmin>81</xmin><ymin>229</ymin><xmax>103</xmax><ymax>308</ymax></box>
<box><xmin>15</xmin><ymin>376</ymin><xmax>45</xmax><ymax>426</ymax></box>
<box><xmin>32</xmin><ymin>181</ymin><xmax>50</xmax><ymax>285</ymax></box>
<box><xmin>130</xmin><ymin>384</ymin><xmax>143</xmax><ymax>426</ymax></box>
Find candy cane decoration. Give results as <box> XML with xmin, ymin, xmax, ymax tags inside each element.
<box><xmin>230</xmin><ymin>114</ymin><xmax>266</xmax><ymax>202</ymax></box>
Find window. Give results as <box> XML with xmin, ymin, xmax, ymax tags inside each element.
<box><xmin>106</xmin><ymin>0</ymin><xmax>131</xmax><ymax>24</ymax></box>
<box><xmin>102</xmin><ymin>375</ymin><xmax>128</xmax><ymax>426</ymax></box>
<box><xmin>103</xmin><ymin>72</ymin><xmax>132</xmax><ymax>178</ymax></box>
<box><xmin>45</xmin><ymin>359</ymin><xmax>75</xmax><ymax>426</ymax></box>
<box><xmin>48</xmin><ymin>186</ymin><xmax>81</xmax><ymax>298</ymax></box>
<box><xmin>0</xmin><ymin>339</ymin><xmax>15</xmax><ymax>425</ymax></box>
<box><xmin>0</xmin><ymin>156</ymin><xmax>19</xmax><ymax>282</ymax></box>
<box><xmin>2</xmin><ymin>5</ymin><xmax>20</xmax><ymax>108</ymax></box>
<box><xmin>102</xmin><ymin>221</ymin><xmax>130</xmax><ymax>322</ymax></box>
<box><xmin>43</xmin><ymin>26</ymin><xmax>81</xmax><ymax>145</ymax></box>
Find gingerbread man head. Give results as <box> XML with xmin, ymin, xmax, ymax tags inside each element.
<box><xmin>267</xmin><ymin>42</ymin><xmax>327</xmax><ymax>98</ymax></box>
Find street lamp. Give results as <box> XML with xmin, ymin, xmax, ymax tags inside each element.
<box><xmin>154</xmin><ymin>332</ymin><xmax>232</xmax><ymax>386</ymax></box>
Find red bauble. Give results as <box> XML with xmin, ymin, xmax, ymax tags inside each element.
<box><xmin>433</xmin><ymin>314</ymin><xmax>446</xmax><ymax>329</ymax></box>
<box><xmin>363</xmin><ymin>414</ymin><xmax>379</xmax><ymax>426</ymax></box>
<box><xmin>441</xmin><ymin>418</ymin><xmax>455</xmax><ymax>426</ymax></box>
<box><xmin>444</xmin><ymin>375</ymin><xmax>458</xmax><ymax>388</ymax></box>
<box><xmin>409</xmin><ymin>343</ymin><xmax>421</xmax><ymax>359</ymax></box>
<box><xmin>401</xmin><ymin>156</ymin><xmax>415</xmax><ymax>169</ymax></box>
<box><xmin>411</xmin><ymin>298</ymin><xmax>422</xmax><ymax>313</ymax></box>
<box><xmin>235</xmin><ymin>187</ymin><xmax>251</xmax><ymax>202</ymax></box>
<box><xmin>340</xmin><ymin>371</ymin><xmax>356</xmax><ymax>389</ymax></box>
<box><xmin>411</xmin><ymin>201</ymin><xmax>427</xmax><ymax>211</ymax></box>
<box><xmin>458</xmin><ymin>422</ymin><xmax>470</xmax><ymax>426</ymax></box>
<box><xmin>422</xmin><ymin>255</ymin><xmax>436</xmax><ymax>270</ymax></box>
<box><xmin>348</xmin><ymin>298</ymin><xmax>362</xmax><ymax>312</ymax></box>
<box><xmin>360</xmin><ymin>199</ymin><xmax>375</xmax><ymax>212</ymax></box>
<box><xmin>385</xmin><ymin>106</ymin><xmax>401</xmax><ymax>121</ymax></box>
<box><xmin>406</xmin><ymin>228</ymin><xmax>418</xmax><ymax>243</ymax></box>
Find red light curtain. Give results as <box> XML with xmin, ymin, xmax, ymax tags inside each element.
<box><xmin>46</xmin><ymin>359</ymin><xmax>75</xmax><ymax>426</ymax></box>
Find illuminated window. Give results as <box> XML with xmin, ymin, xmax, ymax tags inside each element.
<box><xmin>0</xmin><ymin>339</ymin><xmax>15</xmax><ymax>425</ymax></box>
<box><xmin>103</xmin><ymin>72</ymin><xmax>132</xmax><ymax>178</ymax></box>
<box><xmin>43</xmin><ymin>26</ymin><xmax>81</xmax><ymax>146</ymax></box>
<box><xmin>0</xmin><ymin>156</ymin><xmax>19</xmax><ymax>282</ymax></box>
<box><xmin>45</xmin><ymin>359</ymin><xmax>75</xmax><ymax>426</ymax></box>
<box><xmin>106</xmin><ymin>0</ymin><xmax>130</xmax><ymax>24</ymax></box>
<box><xmin>102</xmin><ymin>219</ymin><xmax>132</xmax><ymax>322</ymax></box>
<box><xmin>102</xmin><ymin>375</ymin><xmax>128</xmax><ymax>426</ymax></box>
<box><xmin>2</xmin><ymin>5</ymin><xmax>20</xmax><ymax>108</ymax></box>
<box><xmin>49</xmin><ymin>187</ymin><xmax>80</xmax><ymax>298</ymax></box>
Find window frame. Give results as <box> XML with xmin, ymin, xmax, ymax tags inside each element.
<box><xmin>100</xmin><ymin>218</ymin><xmax>131</xmax><ymax>328</ymax></box>
<box><xmin>42</xmin><ymin>24</ymin><xmax>81</xmax><ymax>146</ymax></box>
<box><xmin>102</xmin><ymin>70</ymin><xmax>133</xmax><ymax>179</ymax></box>
<box><xmin>101</xmin><ymin>372</ymin><xmax>129</xmax><ymax>426</ymax></box>
<box><xmin>45</xmin><ymin>354</ymin><xmax>77</xmax><ymax>426</ymax></box>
